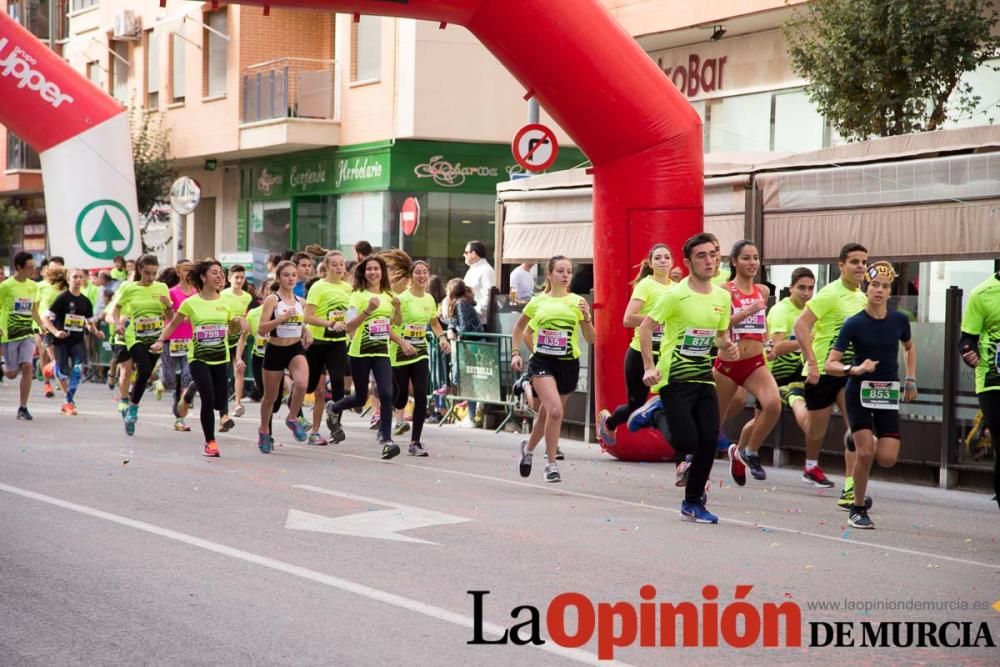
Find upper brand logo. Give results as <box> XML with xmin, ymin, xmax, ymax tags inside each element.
<box><xmin>0</xmin><ymin>38</ymin><xmax>75</xmax><ymax>108</ymax></box>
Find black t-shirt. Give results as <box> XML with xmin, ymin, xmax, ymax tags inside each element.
<box><xmin>833</xmin><ymin>309</ymin><xmax>911</xmax><ymax>390</ymax></box>
<box><xmin>48</xmin><ymin>291</ymin><xmax>94</xmax><ymax>345</ymax></box>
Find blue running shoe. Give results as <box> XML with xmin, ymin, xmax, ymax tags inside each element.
<box><xmin>286</xmin><ymin>417</ymin><xmax>307</xmax><ymax>442</ymax></box>
<box><xmin>124</xmin><ymin>404</ymin><xmax>137</xmax><ymax>436</ymax></box>
<box><xmin>597</xmin><ymin>409</ymin><xmax>616</xmax><ymax>447</ymax></box>
<box><xmin>680</xmin><ymin>500</ymin><xmax>718</xmax><ymax>524</ymax></box>
<box><xmin>257</xmin><ymin>431</ymin><xmax>273</xmax><ymax>454</ymax></box>
<box><xmin>716</xmin><ymin>431</ymin><xmax>731</xmax><ymax>452</ymax></box>
<box><xmin>627</xmin><ymin>396</ymin><xmax>662</xmax><ymax>432</ymax></box>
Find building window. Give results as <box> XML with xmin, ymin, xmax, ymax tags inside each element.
<box><xmin>145</xmin><ymin>30</ymin><xmax>160</xmax><ymax>109</ymax></box>
<box><xmin>170</xmin><ymin>31</ymin><xmax>186</xmax><ymax>104</ymax></box>
<box><xmin>86</xmin><ymin>60</ymin><xmax>101</xmax><ymax>87</ymax></box>
<box><xmin>111</xmin><ymin>41</ymin><xmax>130</xmax><ymax>104</ymax></box>
<box><xmin>351</xmin><ymin>15</ymin><xmax>380</xmax><ymax>83</ymax></box>
<box><xmin>9</xmin><ymin>0</ymin><xmax>52</xmax><ymax>40</ymax></box>
<box><xmin>5</xmin><ymin>132</ymin><xmax>42</xmax><ymax>171</ymax></box>
<box><xmin>70</xmin><ymin>0</ymin><xmax>96</xmax><ymax>11</ymax></box>
<box><xmin>704</xmin><ymin>88</ymin><xmax>827</xmax><ymax>154</ymax></box>
<box><xmin>203</xmin><ymin>10</ymin><xmax>228</xmax><ymax>98</ymax></box>
<box><xmin>772</xmin><ymin>89</ymin><xmax>825</xmax><ymax>154</ymax></box>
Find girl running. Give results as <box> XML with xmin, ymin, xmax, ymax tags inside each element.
<box><xmin>43</xmin><ymin>268</ymin><xmax>104</xmax><ymax>415</ymax></box>
<box><xmin>598</xmin><ymin>243</ymin><xmax>674</xmax><ymax>447</ymax></box>
<box><xmin>256</xmin><ymin>261</ymin><xmax>311</xmax><ymax>453</ymax></box>
<box><xmin>154</xmin><ymin>260</ymin><xmax>245</xmax><ymax>457</ymax></box>
<box><xmin>113</xmin><ymin>254</ymin><xmax>172</xmax><ymax>436</ymax></box>
<box><xmin>391</xmin><ymin>259</ymin><xmax>451</xmax><ymax>456</ymax></box>
<box><xmin>512</xmin><ymin>256</ymin><xmax>596</xmax><ymax>483</ymax></box>
<box><xmin>167</xmin><ymin>260</ymin><xmax>198</xmax><ymax>431</ymax></box>
<box><xmin>221</xmin><ymin>265</ymin><xmax>253</xmax><ymax>418</ymax></box>
<box><xmin>325</xmin><ymin>254</ymin><xmax>407</xmax><ymax>460</ymax></box>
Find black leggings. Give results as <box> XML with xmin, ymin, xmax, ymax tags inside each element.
<box><xmin>251</xmin><ymin>354</ymin><xmax>265</xmax><ymax>401</ymax></box>
<box><xmin>978</xmin><ymin>391</ymin><xmax>1000</xmax><ymax>511</ymax></box>
<box><xmin>189</xmin><ymin>360</ymin><xmax>228</xmax><ymax>442</ymax></box>
<box><xmin>329</xmin><ymin>355</ymin><xmax>393</xmax><ymax>443</ymax></box>
<box><xmin>659</xmin><ymin>382</ymin><xmax>720</xmax><ymax>504</ymax></box>
<box><xmin>607</xmin><ymin>348</ymin><xmax>649</xmax><ymax>429</ymax></box>
<box><xmin>307</xmin><ymin>340</ymin><xmax>348</xmax><ymax>400</ymax></box>
<box><xmin>393</xmin><ymin>358</ymin><xmax>429</xmax><ymax>443</ymax></box>
<box><xmin>128</xmin><ymin>344</ymin><xmax>160</xmax><ymax>405</ymax></box>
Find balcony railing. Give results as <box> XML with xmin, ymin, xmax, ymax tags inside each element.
<box><xmin>5</xmin><ymin>133</ymin><xmax>41</xmax><ymax>171</ymax></box>
<box><xmin>241</xmin><ymin>58</ymin><xmax>340</xmax><ymax>124</ymax></box>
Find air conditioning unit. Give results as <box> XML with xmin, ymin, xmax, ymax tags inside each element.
<box><xmin>112</xmin><ymin>10</ymin><xmax>142</xmax><ymax>41</ymax></box>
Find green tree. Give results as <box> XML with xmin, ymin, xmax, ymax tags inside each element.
<box><xmin>0</xmin><ymin>198</ymin><xmax>27</xmax><ymax>248</ymax></box>
<box><xmin>783</xmin><ymin>0</ymin><xmax>1000</xmax><ymax>141</ymax></box>
<box><xmin>130</xmin><ymin>104</ymin><xmax>175</xmax><ymax>253</ymax></box>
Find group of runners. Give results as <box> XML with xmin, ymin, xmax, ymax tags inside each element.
<box><xmin>2</xmin><ymin>237</ymin><xmax>998</xmax><ymax>528</ymax></box>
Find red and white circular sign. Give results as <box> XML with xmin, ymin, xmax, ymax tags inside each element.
<box><xmin>512</xmin><ymin>123</ymin><xmax>559</xmax><ymax>173</ymax></box>
<box><xmin>401</xmin><ymin>197</ymin><xmax>421</xmax><ymax>236</ymax></box>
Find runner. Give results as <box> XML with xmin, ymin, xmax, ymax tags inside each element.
<box><xmin>0</xmin><ymin>252</ymin><xmax>45</xmax><ymax>420</ymax></box>
<box><xmin>113</xmin><ymin>254</ymin><xmax>172</xmax><ymax>436</ymax></box>
<box><xmin>632</xmin><ymin>233</ymin><xmax>738</xmax><ymax>523</ymax></box>
<box><xmin>713</xmin><ymin>240</ymin><xmax>781</xmax><ymax>486</ymax></box>
<box><xmin>36</xmin><ymin>260</ymin><xmax>66</xmax><ymax>398</ymax></box>
<box><xmin>154</xmin><ymin>259</ymin><xmax>246</xmax><ymax>457</ymax></box>
<box><xmin>255</xmin><ymin>261</ymin><xmax>311</xmax><ymax>453</ymax></box>
<box><xmin>221</xmin><ymin>264</ymin><xmax>253</xmax><ymax>418</ymax></box>
<box><xmin>825</xmin><ymin>262</ymin><xmax>917</xmax><ymax>529</ymax></box>
<box><xmin>166</xmin><ymin>260</ymin><xmax>198</xmax><ymax>432</ymax></box>
<box><xmin>105</xmin><ymin>270</ymin><xmax>134</xmax><ymax>413</ymax></box>
<box><xmin>390</xmin><ymin>259</ymin><xmax>451</xmax><ymax>456</ymax></box>
<box><xmin>598</xmin><ymin>243</ymin><xmax>674</xmax><ymax>447</ymax></box>
<box><xmin>325</xmin><ymin>254</ymin><xmax>406</xmax><ymax>460</ymax></box>
<box><xmin>794</xmin><ymin>243</ymin><xmax>868</xmax><ymax>502</ymax></box>
<box><xmin>959</xmin><ymin>265</ymin><xmax>1000</xmax><ymax>511</ymax></box>
<box><xmin>738</xmin><ymin>268</ymin><xmax>816</xmax><ymax>464</ymax></box>
<box><xmin>43</xmin><ymin>268</ymin><xmax>104</xmax><ymax>415</ymax></box>
<box><xmin>512</xmin><ymin>255</ymin><xmax>596</xmax><ymax>483</ymax></box>
<box><xmin>237</xmin><ymin>288</ymin><xmax>282</xmax><ymax>437</ymax></box>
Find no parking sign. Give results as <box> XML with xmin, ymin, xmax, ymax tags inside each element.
<box><xmin>511</xmin><ymin>123</ymin><xmax>559</xmax><ymax>173</ymax></box>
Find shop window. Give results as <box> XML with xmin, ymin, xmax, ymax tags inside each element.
<box><xmin>145</xmin><ymin>29</ymin><xmax>160</xmax><ymax>109</ymax></box>
<box><xmin>170</xmin><ymin>31</ymin><xmax>186</xmax><ymax>104</ymax></box>
<box><xmin>249</xmin><ymin>201</ymin><xmax>292</xmax><ymax>254</ymax></box>
<box><xmin>394</xmin><ymin>192</ymin><xmax>496</xmax><ymax>280</ymax></box>
<box><xmin>337</xmin><ymin>192</ymin><xmax>387</xmax><ymax>253</ymax></box>
<box><xmin>295</xmin><ymin>196</ymin><xmax>336</xmax><ymax>251</ymax></box>
<box><xmin>203</xmin><ymin>10</ymin><xmax>228</xmax><ymax>98</ymax></box>
<box><xmin>706</xmin><ymin>92</ymin><xmax>772</xmax><ymax>153</ymax></box>
<box><xmin>772</xmin><ymin>89</ymin><xmax>825</xmax><ymax>153</ymax></box>
<box><xmin>111</xmin><ymin>41</ymin><xmax>130</xmax><ymax>103</ymax></box>
<box><xmin>351</xmin><ymin>15</ymin><xmax>380</xmax><ymax>83</ymax></box>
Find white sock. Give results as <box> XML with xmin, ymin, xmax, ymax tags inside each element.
<box><xmin>805</xmin><ymin>459</ymin><xmax>818</xmax><ymax>471</ymax></box>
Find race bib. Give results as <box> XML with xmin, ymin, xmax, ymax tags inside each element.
<box><xmin>135</xmin><ymin>316</ymin><xmax>164</xmax><ymax>337</ymax></box>
<box><xmin>13</xmin><ymin>297</ymin><xmax>32</xmax><ymax>314</ymax></box>
<box><xmin>169</xmin><ymin>338</ymin><xmax>191</xmax><ymax>357</ymax></box>
<box><xmin>276</xmin><ymin>314</ymin><xmax>303</xmax><ymax>339</ymax></box>
<box><xmin>734</xmin><ymin>310</ymin><xmax>766</xmax><ymax>335</ymax></box>
<box><xmin>402</xmin><ymin>323</ymin><xmax>427</xmax><ymax>343</ymax></box>
<box><xmin>324</xmin><ymin>309</ymin><xmax>346</xmax><ymax>337</ymax></box>
<box><xmin>368</xmin><ymin>317</ymin><xmax>390</xmax><ymax>341</ymax></box>
<box><xmin>195</xmin><ymin>324</ymin><xmax>226</xmax><ymax>345</ymax></box>
<box><xmin>860</xmin><ymin>380</ymin><xmax>900</xmax><ymax>410</ymax></box>
<box><xmin>537</xmin><ymin>329</ymin><xmax>570</xmax><ymax>356</ymax></box>
<box><xmin>63</xmin><ymin>313</ymin><xmax>86</xmax><ymax>332</ymax></box>
<box><xmin>651</xmin><ymin>324</ymin><xmax>664</xmax><ymax>343</ymax></box>
<box><xmin>253</xmin><ymin>337</ymin><xmax>267</xmax><ymax>356</ymax></box>
<box><xmin>680</xmin><ymin>328</ymin><xmax>714</xmax><ymax>356</ymax></box>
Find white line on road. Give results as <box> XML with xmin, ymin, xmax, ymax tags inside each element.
<box><xmin>0</xmin><ymin>481</ymin><xmax>631</xmax><ymax>667</ymax></box>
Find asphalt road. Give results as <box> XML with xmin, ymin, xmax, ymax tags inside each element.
<box><xmin>1</xmin><ymin>379</ymin><xmax>998</xmax><ymax>665</ymax></box>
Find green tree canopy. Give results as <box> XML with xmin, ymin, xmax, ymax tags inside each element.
<box><xmin>783</xmin><ymin>0</ymin><xmax>1000</xmax><ymax>141</ymax></box>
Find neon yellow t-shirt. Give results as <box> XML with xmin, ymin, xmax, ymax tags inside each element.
<box><xmin>0</xmin><ymin>277</ymin><xmax>39</xmax><ymax>342</ymax></box>
<box><xmin>960</xmin><ymin>274</ymin><xmax>1000</xmax><ymax>394</ymax></box>
<box><xmin>348</xmin><ymin>290</ymin><xmax>394</xmax><ymax>358</ymax></box>
<box><xmin>178</xmin><ymin>295</ymin><xmax>232</xmax><ymax>365</ymax></box>
<box><xmin>523</xmin><ymin>292</ymin><xmax>586</xmax><ymax>360</ymax></box>
<box><xmin>245</xmin><ymin>305</ymin><xmax>267</xmax><ymax>358</ymax></box>
<box><xmin>767</xmin><ymin>296</ymin><xmax>804</xmax><ymax>380</ymax></box>
<box><xmin>627</xmin><ymin>276</ymin><xmax>674</xmax><ymax>355</ymax></box>
<box><xmin>306</xmin><ymin>279</ymin><xmax>352</xmax><ymax>343</ymax></box>
<box><xmin>803</xmin><ymin>279</ymin><xmax>866</xmax><ymax>376</ymax></box>
<box><xmin>117</xmin><ymin>281</ymin><xmax>171</xmax><ymax>349</ymax></box>
<box><xmin>390</xmin><ymin>289</ymin><xmax>437</xmax><ymax>367</ymax></box>
<box><xmin>220</xmin><ymin>288</ymin><xmax>252</xmax><ymax>348</ymax></box>
<box><xmin>649</xmin><ymin>280</ymin><xmax>731</xmax><ymax>389</ymax></box>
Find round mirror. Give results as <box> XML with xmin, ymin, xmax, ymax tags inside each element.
<box><xmin>169</xmin><ymin>177</ymin><xmax>202</xmax><ymax>215</ymax></box>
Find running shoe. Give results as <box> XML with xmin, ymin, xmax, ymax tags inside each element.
<box><xmin>381</xmin><ymin>441</ymin><xmax>401</xmax><ymax>460</ymax></box>
<box><xmin>326</xmin><ymin>408</ymin><xmax>346</xmax><ymax>443</ymax></box>
<box><xmin>837</xmin><ymin>488</ymin><xmax>873</xmax><ymax>511</ymax></box>
<box><xmin>597</xmin><ymin>409</ymin><xmax>616</xmax><ymax>447</ymax></box>
<box><xmin>177</xmin><ymin>400</ymin><xmax>191</xmax><ymax>419</ymax></box>
<box><xmin>233</xmin><ymin>404</ymin><xmax>245</xmax><ymax>418</ymax></box>
<box><xmin>257</xmin><ymin>431</ymin><xmax>273</xmax><ymax>454</ymax></box>
<box><xmin>61</xmin><ymin>402</ymin><xmax>75</xmax><ymax>416</ymax></box>
<box><xmin>742</xmin><ymin>449</ymin><xmax>767</xmax><ymax>481</ymax></box>
<box><xmin>219</xmin><ymin>416</ymin><xmax>236</xmax><ymax>433</ymax></box>
<box><xmin>801</xmin><ymin>465</ymin><xmax>835</xmax><ymax>488</ymax></box>
<box><xmin>518</xmin><ymin>440</ymin><xmax>533</xmax><ymax>478</ymax></box>
<box><xmin>174</xmin><ymin>418</ymin><xmax>191</xmax><ymax>432</ymax></box>
<box><xmin>124</xmin><ymin>404</ymin><xmax>137</xmax><ymax>436</ymax></box>
<box><xmin>285</xmin><ymin>417</ymin><xmax>307</xmax><ymax>442</ymax></box>
<box><xmin>154</xmin><ymin>380</ymin><xmax>164</xmax><ymax>401</ymax></box>
<box><xmin>369</xmin><ymin>413</ymin><xmax>381</xmax><ymax>430</ymax></box>
<box><xmin>848</xmin><ymin>507</ymin><xmax>874</xmax><ymax>529</ymax></box>
<box><xmin>675</xmin><ymin>454</ymin><xmax>693</xmax><ymax>487</ymax></box>
<box><xmin>307</xmin><ymin>432</ymin><xmax>329</xmax><ymax>447</ymax></box>
<box><xmin>680</xmin><ymin>500</ymin><xmax>718</xmax><ymax>524</ymax></box>
<box><xmin>204</xmin><ymin>440</ymin><xmax>221</xmax><ymax>457</ymax></box>
<box><xmin>393</xmin><ymin>420</ymin><xmax>410</xmax><ymax>436</ymax></box>
<box><xmin>555</xmin><ymin>447</ymin><xmax>565</xmax><ymax>461</ymax></box>
<box><xmin>727</xmin><ymin>444</ymin><xmax>747</xmax><ymax>486</ymax></box>
<box><xmin>117</xmin><ymin>398</ymin><xmax>129</xmax><ymax>414</ymax></box>
<box><xmin>626</xmin><ymin>396</ymin><xmax>662</xmax><ymax>431</ymax></box>
<box><xmin>408</xmin><ymin>442</ymin><xmax>429</xmax><ymax>457</ymax></box>
<box><xmin>544</xmin><ymin>463</ymin><xmax>561</xmax><ymax>483</ymax></box>
<box><xmin>16</xmin><ymin>406</ymin><xmax>32</xmax><ymax>421</ymax></box>
<box><xmin>44</xmin><ymin>381</ymin><xmax>54</xmax><ymax>398</ymax></box>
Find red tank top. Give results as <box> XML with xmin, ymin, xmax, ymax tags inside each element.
<box><xmin>727</xmin><ymin>282</ymin><xmax>766</xmax><ymax>342</ymax></box>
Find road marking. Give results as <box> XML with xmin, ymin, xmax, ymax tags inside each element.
<box><xmin>0</xmin><ymin>481</ymin><xmax>630</xmax><ymax>667</ymax></box>
<box><xmin>334</xmin><ymin>453</ymin><xmax>1000</xmax><ymax>571</ymax></box>
<box><xmin>287</xmin><ymin>485</ymin><xmax>470</xmax><ymax>544</ymax></box>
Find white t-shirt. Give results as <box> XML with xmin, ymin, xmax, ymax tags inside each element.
<box><xmin>463</xmin><ymin>258</ymin><xmax>496</xmax><ymax>323</ymax></box>
<box><xmin>509</xmin><ymin>264</ymin><xmax>536</xmax><ymax>300</ymax></box>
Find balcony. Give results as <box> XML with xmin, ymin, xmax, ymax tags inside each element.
<box><xmin>240</xmin><ymin>58</ymin><xmax>341</xmax><ymax>154</ymax></box>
